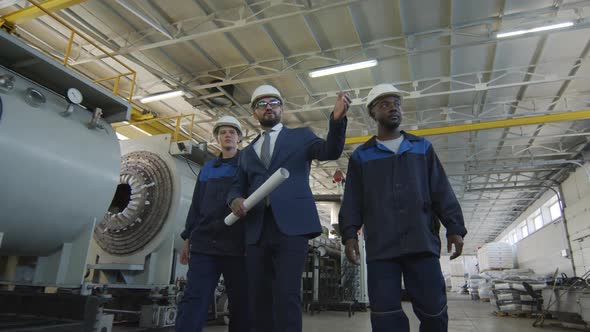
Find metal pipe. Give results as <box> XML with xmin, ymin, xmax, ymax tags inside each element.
<box><xmin>563</xmin><ymin>160</ymin><xmax>590</xmax><ymax>181</ymax></box>
<box><xmin>113</xmin><ymin>113</ymin><xmax>193</xmax><ymax>128</ymax></box>
<box><xmin>313</xmin><ymin>253</ymin><xmax>319</xmax><ymax>302</ymax></box>
<box><xmin>113</xmin><ymin>75</ymin><xmax>120</xmax><ymax>95</ymax></box>
<box><xmin>173</xmin><ymin>116</ymin><xmax>181</xmax><ymax>142</ymax></box>
<box><xmin>115</xmin><ymin>0</ymin><xmax>174</xmax><ymax>40</ymax></box>
<box><xmin>555</xmin><ymin>184</ymin><xmax>577</xmax><ymax>277</ymax></box>
<box><xmin>63</xmin><ymin>30</ymin><xmax>74</xmax><ymax>66</ymax></box>
<box><xmin>128</xmin><ymin>72</ymin><xmax>137</xmax><ymax>102</ymax></box>
<box><xmin>103</xmin><ymin>309</ymin><xmax>141</xmax><ymax>315</ymax></box>
<box><xmin>87</xmin><ymin>107</ymin><xmax>102</xmax><ymax>129</ymax></box>
<box><xmin>93</xmin><ymin>72</ymin><xmax>134</xmax><ymax>83</ymax></box>
<box><xmin>25</xmin><ymin>0</ymin><xmax>136</xmax><ymax>73</ymax></box>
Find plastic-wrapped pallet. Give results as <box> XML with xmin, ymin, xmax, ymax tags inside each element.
<box><xmin>478</xmin><ymin>282</ymin><xmax>493</xmax><ymax>300</ymax></box>
<box><xmin>490</xmin><ymin>278</ymin><xmax>546</xmax><ymax>315</ymax></box>
<box><xmin>468</xmin><ymin>275</ymin><xmax>484</xmax><ymax>300</ymax></box>
<box><xmin>477</xmin><ymin>242</ymin><xmax>514</xmax><ymax>271</ymax></box>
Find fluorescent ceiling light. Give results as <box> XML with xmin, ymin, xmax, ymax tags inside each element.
<box><xmin>309</xmin><ymin>59</ymin><xmax>378</xmax><ymax>78</ymax></box>
<box><xmin>497</xmin><ymin>22</ymin><xmax>574</xmax><ymax>38</ymax></box>
<box><xmin>140</xmin><ymin>90</ymin><xmax>185</xmax><ymax>103</ymax></box>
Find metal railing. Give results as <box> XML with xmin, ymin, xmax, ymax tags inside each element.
<box><xmin>3</xmin><ymin>0</ymin><xmax>137</xmax><ymax>102</ymax></box>
<box><xmin>2</xmin><ymin>0</ymin><xmax>204</xmax><ymax>142</ymax></box>
<box><xmin>113</xmin><ymin>113</ymin><xmax>197</xmax><ymax>142</ymax></box>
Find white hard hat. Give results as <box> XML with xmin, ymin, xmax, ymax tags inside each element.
<box><xmin>250</xmin><ymin>85</ymin><xmax>283</xmax><ymax>106</ymax></box>
<box><xmin>213</xmin><ymin>115</ymin><xmax>242</xmax><ymax>137</ymax></box>
<box><xmin>366</xmin><ymin>83</ymin><xmax>403</xmax><ymax>109</ymax></box>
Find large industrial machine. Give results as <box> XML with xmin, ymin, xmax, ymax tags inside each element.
<box><xmin>87</xmin><ymin>134</ymin><xmax>202</xmax><ymax>329</ymax></box>
<box><xmin>0</xmin><ymin>27</ymin><xmax>211</xmax><ymax>331</ymax></box>
<box><xmin>0</xmin><ymin>26</ymin><xmax>128</xmax><ymax>331</ymax></box>
<box><xmin>88</xmin><ymin>134</ymin><xmax>197</xmax><ymax>289</ymax></box>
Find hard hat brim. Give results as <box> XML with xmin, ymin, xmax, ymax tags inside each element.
<box><xmin>213</xmin><ymin>123</ymin><xmax>243</xmax><ymax>137</ymax></box>
<box><xmin>366</xmin><ymin>91</ymin><xmax>403</xmax><ymax>109</ymax></box>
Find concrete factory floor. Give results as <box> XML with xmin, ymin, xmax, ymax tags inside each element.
<box><xmin>115</xmin><ymin>294</ymin><xmax>574</xmax><ymax>332</ymax></box>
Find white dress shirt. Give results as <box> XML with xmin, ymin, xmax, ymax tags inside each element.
<box><xmin>253</xmin><ymin>123</ymin><xmax>283</xmax><ymax>159</ymax></box>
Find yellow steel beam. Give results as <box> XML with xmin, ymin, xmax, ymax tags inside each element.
<box><xmin>345</xmin><ymin>109</ymin><xmax>590</xmax><ymax>145</ymax></box>
<box><xmin>1</xmin><ymin>0</ymin><xmax>87</xmax><ymax>26</ymax></box>
<box><xmin>115</xmin><ymin>122</ymin><xmax>189</xmax><ymax>141</ymax></box>
<box><xmin>136</xmin><ymin>122</ymin><xmax>190</xmax><ymax>141</ymax></box>
<box><xmin>115</xmin><ymin>126</ymin><xmax>145</xmax><ymax>140</ymax></box>
<box><xmin>113</xmin><ymin>110</ymin><xmax>191</xmax><ymax>141</ymax></box>
<box><xmin>130</xmin><ymin>107</ymin><xmax>156</xmax><ymax>122</ymax></box>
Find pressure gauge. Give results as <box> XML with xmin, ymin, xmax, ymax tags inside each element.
<box><xmin>66</xmin><ymin>88</ymin><xmax>83</xmax><ymax>104</ymax></box>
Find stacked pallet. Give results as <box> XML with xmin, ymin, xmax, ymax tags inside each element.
<box><xmin>477</xmin><ymin>242</ymin><xmax>514</xmax><ymax>271</ymax></box>
<box><xmin>468</xmin><ymin>275</ymin><xmax>484</xmax><ymax>300</ymax></box>
<box><xmin>467</xmin><ymin>274</ymin><xmax>494</xmax><ymax>301</ymax></box>
<box><xmin>487</xmin><ymin>270</ymin><xmax>547</xmax><ymax>315</ymax></box>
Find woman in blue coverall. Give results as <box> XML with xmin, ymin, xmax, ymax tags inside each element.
<box><xmin>175</xmin><ymin>116</ymin><xmax>249</xmax><ymax>332</ymax></box>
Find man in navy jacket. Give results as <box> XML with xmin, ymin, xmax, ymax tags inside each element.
<box><xmin>228</xmin><ymin>85</ymin><xmax>350</xmax><ymax>332</ymax></box>
<box><xmin>176</xmin><ymin>116</ymin><xmax>248</xmax><ymax>332</ymax></box>
<box><xmin>339</xmin><ymin>84</ymin><xmax>467</xmax><ymax>332</ymax></box>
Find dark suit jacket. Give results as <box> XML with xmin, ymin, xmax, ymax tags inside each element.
<box><xmin>227</xmin><ymin>115</ymin><xmax>347</xmax><ymax>244</ymax></box>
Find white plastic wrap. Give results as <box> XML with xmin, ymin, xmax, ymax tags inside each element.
<box><xmin>477</xmin><ymin>242</ymin><xmax>514</xmax><ymax>271</ymax></box>
<box><xmin>224</xmin><ymin>168</ymin><xmax>290</xmax><ymax>226</ymax></box>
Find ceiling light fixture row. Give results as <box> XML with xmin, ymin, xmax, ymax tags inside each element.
<box><xmin>138</xmin><ymin>21</ymin><xmax>574</xmax><ymax>104</ymax></box>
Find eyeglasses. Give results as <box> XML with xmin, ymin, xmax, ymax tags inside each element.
<box><xmin>375</xmin><ymin>99</ymin><xmax>401</xmax><ymax>110</ymax></box>
<box><xmin>255</xmin><ymin>99</ymin><xmax>282</xmax><ymax>110</ymax></box>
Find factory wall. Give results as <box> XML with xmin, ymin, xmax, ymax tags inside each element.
<box><xmin>514</xmin><ymin>222</ymin><xmax>572</xmax><ymax>276</ymax></box>
<box><xmin>561</xmin><ymin>162</ymin><xmax>590</xmax><ymax>277</ymax></box>
<box><xmin>494</xmin><ymin>162</ymin><xmax>590</xmax><ymax>277</ymax></box>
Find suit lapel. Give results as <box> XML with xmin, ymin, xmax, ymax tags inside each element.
<box><xmin>269</xmin><ymin>127</ymin><xmax>297</xmax><ymax>168</ymax></box>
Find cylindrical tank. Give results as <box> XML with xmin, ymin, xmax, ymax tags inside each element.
<box><xmin>0</xmin><ymin>66</ymin><xmax>120</xmax><ymax>256</ymax></box>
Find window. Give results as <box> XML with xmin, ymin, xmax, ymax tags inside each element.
<box><xmin>521</xmin><ymin>222</ymin><xmax>529</xmax><ymax>238</ymax></box>
<box><xmin>534</xmin><ymin>214</ymin><xmax>544</xmax><ymax>230</ymax></box>
<box><xmin>547</xmin><ymin>194</ymin><xmax>559</xmax><ymax>206</ymax></box>
<box><xmin>511</xmin><ymin>231</ymin><xmax>518</xmax><ymax>244</ymax></box>
<box><xmin>527</xmin><ymin>218</ymin><xmax>536</xmax><ymax>232</ymax></box>
<box><xmin>549</xmin><ymin>202</ymin><xmax>562</xmax><ymax>221</ymax></box>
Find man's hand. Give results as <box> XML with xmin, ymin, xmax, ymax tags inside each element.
<box><xmin>333</xmin><ymin>91</ymin><xmax>352</xmax><ymax>121</ymax></box>
<box><xmin>180</xmin><ymin>239</ymin><xmax>190</xmax><ymax>265</ymax></box>
<box><xmin>345</xmin><ymin>238</ymin><xmax>360</xmax><ymax>265</ymax></box>
<box><xmin>230</xmin><ymin>198</ymin><xmax>247</xmax><ymax>218</ymax></box>
<box><xmin>447</xmin><ymin>234</ymin><xmax>464</xmax><ymax>260</ymax></box>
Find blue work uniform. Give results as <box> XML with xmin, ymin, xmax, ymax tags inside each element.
<box><xmin>176</xmin><ymin>152</ymin><xmax>248</xmax><ymax>332</ymax></box>
<box><xmin>339</xmin><ymin>132</ymin><xmax>467</xmax><ymax>332</ymax></box>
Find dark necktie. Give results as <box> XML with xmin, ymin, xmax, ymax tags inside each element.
<box><xmin>261</xmin><ymin>130</ymin><xmax>272</xmax><ymax>168</ymax></box>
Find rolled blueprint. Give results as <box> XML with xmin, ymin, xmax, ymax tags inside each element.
<box><xmin>224</xmin><ymin>168</ymin><xmax>290</xmax><ymax>226</ymax></box>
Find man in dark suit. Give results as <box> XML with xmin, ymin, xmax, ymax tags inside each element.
<box><xmin>227</xmin><ymin>84</ymin><xmax>350</xmax><ymax>332</ymax></box>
